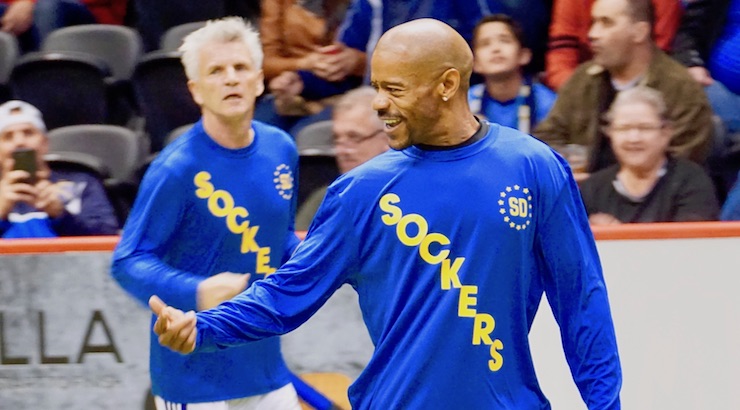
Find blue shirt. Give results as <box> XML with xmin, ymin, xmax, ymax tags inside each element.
<box><xmin>468</xmin><ymin>81</ymin><xmax>557</xmax><ymax>132</ymax></box>
<box><xmin>111</xmin><ymin>120</ymin><xmax>300</xmax><ymax>403</ymax></box>
<box><xmin>709</xmin><ymin>0</ymin><xmax>740</xmax><ymax>94</ymax></box>
<box><xmin>193</xmin><ymin>122</ymin><xmax>622</xmax><ymax>409</ymax></box>
<box><xmin>0</xmin><ymin>169</ymin><xmax>119</xmax><ymax>238</ymax></box>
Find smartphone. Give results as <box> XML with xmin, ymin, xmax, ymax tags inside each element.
<box><xmin>12</xmin><ymin>148</ymin><xmax>37</xmax><ymax>184</ymax></box>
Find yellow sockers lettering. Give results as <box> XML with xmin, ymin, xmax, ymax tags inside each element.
<box><xmin>194</xmin><ymin>171</ymin><xmax>277</xmax><ymax>276</ymax></box>
<box><xmin>379</xmin><ymin>193</ymin><xmax>504</xmax><ymax>372</ymax></box>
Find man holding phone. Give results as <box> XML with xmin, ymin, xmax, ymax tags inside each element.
<box><xmin>0</xmin><ymin>100</ymin><xmax>119</xmax><ymax>238</ymax></box>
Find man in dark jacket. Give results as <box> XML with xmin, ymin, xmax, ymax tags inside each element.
<box><xmin>0</xmin><ymin>100</ymin><xmax>119</xmax><ymax>238</ymax></box>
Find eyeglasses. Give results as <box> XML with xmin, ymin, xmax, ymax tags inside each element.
<box><xmin>607</xmin><ymin>123</ymin><xmax>666</xmax><ymax>134</ymax></box>
<box><xmin>333</xmin><ymin>129</ymin><xmax>385</xmax><ymax>146</ymax></box>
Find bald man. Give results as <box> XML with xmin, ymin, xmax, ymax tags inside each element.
<box><xmin>149</xmin><ymin>19</ymin><xmax>622</xmax><ymax>409</ymax></box>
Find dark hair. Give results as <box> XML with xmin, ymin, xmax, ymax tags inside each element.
<box><xmin>472</xmin><ymin>14</ymin><xmax>528</xmax><ymax>49</ymax></box>
<box><xmin>625</xmin><ymin>0</ymin><xmax>654</xmax><ymax>27</ymax></box>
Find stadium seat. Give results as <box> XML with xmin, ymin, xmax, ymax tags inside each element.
<box><xmin>45</xmin><ymin>151</ymin><xmax>111</xmax><ymax>180</ymax></box>
<box><xmin>164</xmin><ymin>122</ymin><xmax>194</xmax><ymax>147</ymax></box>
<box><xmin>295</xmin><ymin>120</ymin><xmax>335</xmax><ymax>156</ymax></box>
<box><xmin>0</xmin><ymin>32</ymin><xmax>19</xmax><ymax>103</ymax></box>
<box><xmin>47</xmin><ymin>124</ymin><xmax>148</xmax><ymax>225</ymax></box>
<box><xmin>294</xmin><ymin>120</ymin><xmax>339</xmax><ymax>207</ymax></box>
<box><xmin>131</xmin><ymin>50</ymin><xmax>201</xmax><ymax>152</ymax></box>
<box><xmin>42</xmin><ymin>24</ymin><xmax>143</xmax><ymax>81</ymax></box>
<box><xmin>42</xmin><ymin>25</ymin><xmax>143</xmax><ymax>126</ymax></box>
<box><xmin>9</xmin><ymin>52</ymin><xmax>111</xmax><ymax>130</ymax></box>
<box><xmin>46</xmin><ymin>124</ymin><xmax>146</xmax><ymax>182</ymax></box>
<box><xmin>159</xmin><ymin>21</ymin><xmax>207</xmax><ymax>51</ymax></box>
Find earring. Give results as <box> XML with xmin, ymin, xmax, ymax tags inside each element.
<box><xmin>442</xmin><ymin>96</ymin><xmax>449</xmax><ymax>102</ymax></box>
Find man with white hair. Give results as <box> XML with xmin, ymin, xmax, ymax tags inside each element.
<box><xmin>0</xmin><ymin>100</ymin><xmax>118</xmax><ymax>238</ymax></box>
<box><xmin>111</xmin><ymin>17</ymin><xmax>302</xmax><ymax>410</ymax></box>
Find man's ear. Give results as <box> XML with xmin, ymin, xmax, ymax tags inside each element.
<box><xmin>187</xmin><ymin>79</ymin><xmax>203</xmax><ymax>106</ymax></box>
<box><xmin>256</xmin><ymin>70</ymin><xmax>265</xmax><ymax>97</ymax></box>
<box><xmin>633</xmin><ymin>21</ymin><xmax>652</xmax><ymax>44</ymax></box>
<box><xmin>519</xmin><ymin>48</ymin><xmax>532</xmax><ymax>67</ymax></box>
<box><xmin>437</xmin><ymin>68</ymin><xmax>461</xmax><ymax>100</ymax></box>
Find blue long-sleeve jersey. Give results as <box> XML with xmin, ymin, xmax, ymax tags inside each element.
<box><xmin>194</xmin><ymin>123</ymin><xmax>622</xmax><ymax>409</ymax></box>
<box><xmin>111</xmin><ymin>120</ymin><xmax>300</xmax><ymax>403</ymax></box>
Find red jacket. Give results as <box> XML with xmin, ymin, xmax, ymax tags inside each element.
<box><xmin>81</xmin><ymin>0</ymin><xmax>128</xmax><ymax>25</ymax></box>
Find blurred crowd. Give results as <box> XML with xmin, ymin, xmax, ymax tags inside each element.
<box><xmin>1</xmin><ymin>0</ymin><xmax>739</xmax><ymax>239</ymax></box>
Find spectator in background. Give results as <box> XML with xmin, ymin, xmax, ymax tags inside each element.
<box><xmin>468</xmin><ymin>14</ymin><xmax>556</xmax><ymax>134</ymax></box>
<box><xmin>580</xmin><ymin>87</ymin><xmax>719</xmax><ymax>224</ymax></box>
<box><xmin>545</xmin><ymin>0</ymin><xmax>682</xmax><ymax>90</ymax></box>
<box><xmin>721</xmin><ymin>173</ymin><xmax>740</xmax><ymax>220</ymax></box>
<box><xmin>480</xmin><ymin>0</ymin><xmax>552</xmax><ymax>74</ymax></box>
<box><xmin>0</xmin><ymin>100</ymin><xmax>119</xmax><ymax>238</ymax></box>
<box><xmin>322</xmin><ymin>0</ymin><xmax>488</xmax><ymax>84</ymax></box>
<box><xmin>295</xmin><ymin>86</ymin><xmax>389</xmax><ymax>230</ymax></box>
<box><xmin>34</xmin><ymin>0</ymin><xmax>129</xmax><ymax>40</ymax></box>
<box><xmin>0</xmin><ymin>0</ymin><xmax>38</xmax><ymax>52</ymax></box>
<box><xmin>255</xmin><ymin>0</ymin><xmax>359</xmax><ymax>137</ymax></box>
<box><xmin>534</xmin><ymin>0</ymin><xmax>712</xmax><ymax>182</ymax></box>
<box><xmin>672</xmin><ymin>0</ymin><xmax>740</xmax><ymax>195</ymax></box>
<box><xmin>111</xmin><ymin>18</ymin><xmax>302</xmax><ymax>410</ymax></box>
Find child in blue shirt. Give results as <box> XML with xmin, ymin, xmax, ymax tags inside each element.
<box><xmin>468</xmin><ymin>14</ymin><xmax>556</xmax><ymax>134</ymax></box>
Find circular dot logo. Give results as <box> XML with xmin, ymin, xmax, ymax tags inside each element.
<box><xmin>498</xmin><ymin>185</ymin><xmax>533</xmax><ymax>231</ymax></box>
<box><xmin>273</xmin><ymin>164</ymin><xmax>294</xmax><ymax>200</ymax></box>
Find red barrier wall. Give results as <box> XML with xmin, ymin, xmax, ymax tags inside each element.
<box><xmin>2</xmin><ymin>222</ymin><xmax>740</xmax><ymax>254</ymax></box>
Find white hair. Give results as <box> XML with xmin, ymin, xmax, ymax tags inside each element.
<box><xmin>605</xmin><ymin>86</ymin><xmax>668</xmax><ymax>124</ymax></box>
<box><xmin>179</xmin><ymin>17</ymin><xmax>263</xmax><ymax>81</ymax></box>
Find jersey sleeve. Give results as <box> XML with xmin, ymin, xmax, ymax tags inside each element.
<box><xmin>282</xmin><ymin>150</ymin><xmax>301</xmax><ymax>261</ymax></box>
<box><xmin>110</xmin><ymin>161</ymin><xmax>202</xmax><ymax>312</ymax></box>
<box><xmin>534</xmin><ymin>154</ymin><xmax>622</xmax><ymax>409</ymax></box>
<box><xmin>195</xmin><ymin>183</ymin><xmax>360</xmax><ymax>351</ymax></box>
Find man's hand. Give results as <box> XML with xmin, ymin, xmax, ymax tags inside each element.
<box><xmin>313</xmin><ymin>44</ymin><xmax>366</xmax><ymax>82</ymax></box>
<box><xmin>268</xmin><ymin>71</ymin><xmax>303</xmax><ymax>99</ymax></box>
<box><xmin>149</xmin><ymin>296</ymin><xmax>197</xmax><ymax>354</ymax></box>
<box><xmin>1</xmin><ymin>0</ymin><xmax>34</xmax><ymax>35</ymax></box>
<box><xmin>687</xmin><ymin>66</ymin><xmax>713</xmax><ymax>86</ymax></box>
<box><xmin>573</xmin><ymin>172</ymin><xmax>591</xmax><ymax>184</ymax></box>
<box><xmin>34</xmin><ymin>180</ymin><xmax>65</xmax><ymax>218</ymax></box>
<box><xmin>197</xmin><ymin>272</ymin><xmax>251</xmax><ymax>311</ymax></box>
<box><xmin>589</xmin><ymin>213</ymin><xmax>622</xmax><ymax>226</ymax></box>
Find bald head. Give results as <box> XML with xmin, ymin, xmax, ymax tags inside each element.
<box><xmin>370</xmin><ymin>19</ymin><xmax>479</xmax><ymax>149</ymax></box>
<box><xmin>375</xmin><ymin>19</ymin><xmax>474</xmax><ymax>89</ymax></box>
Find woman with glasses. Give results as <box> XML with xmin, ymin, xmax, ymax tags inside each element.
<box><xmin>579</xmin><ymin>86</ymin><xmax>720</xmax><ymax>224</ymax></box>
